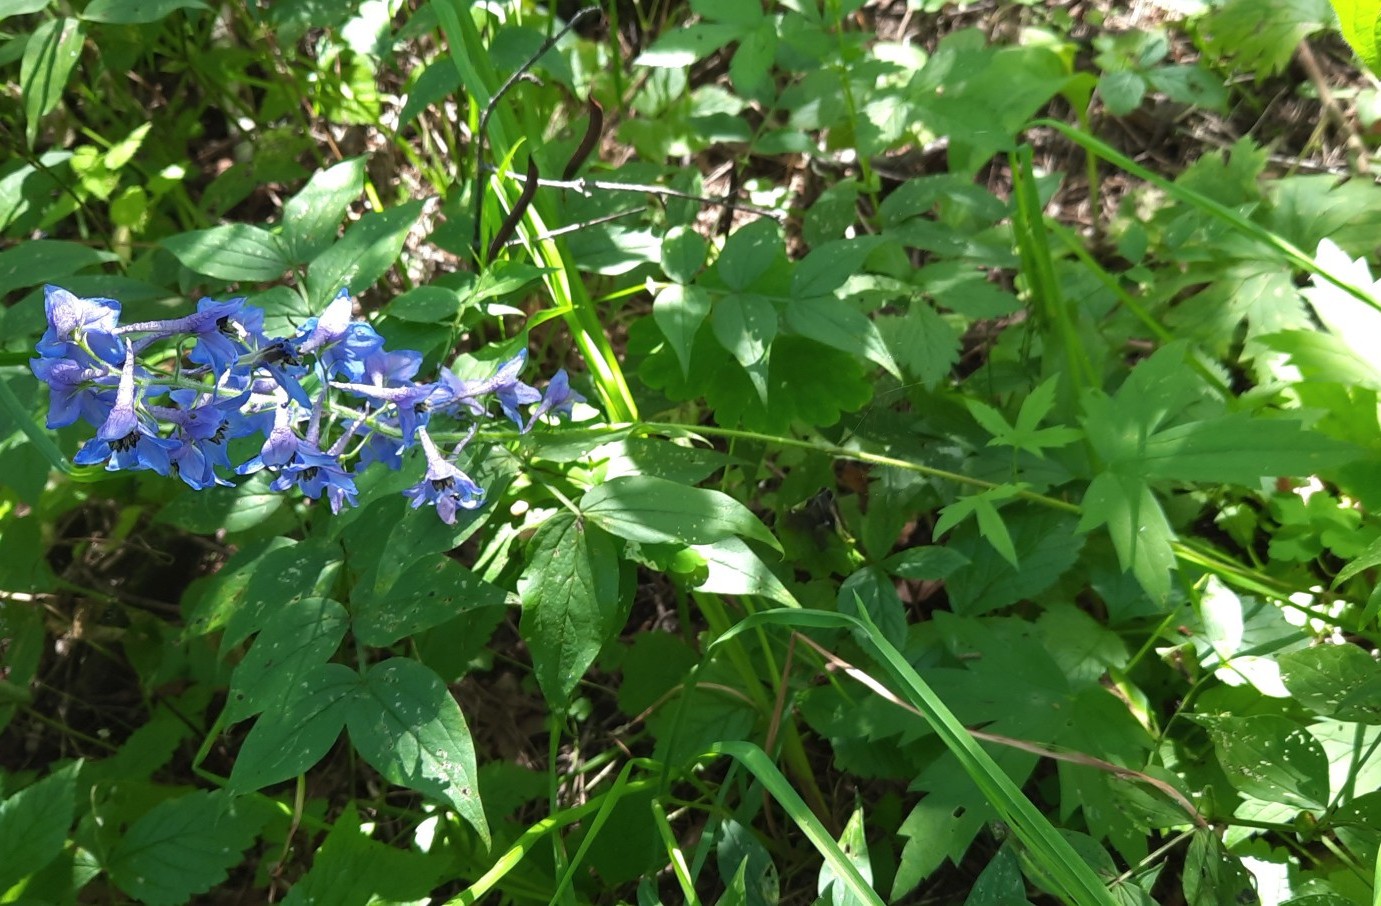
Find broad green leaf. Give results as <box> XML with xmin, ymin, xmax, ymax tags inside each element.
<box><xmin>0</xmin><ymin>0</ymin><xmax>49</xmax><ymax>22</ymax></box>
<box><xmin>221</xmin><ymin>539</ymin><xmax>341</xmax><ymax>650</ymax></box>
<box><xmin>635</xmin><ymin>22</ymin><xmax>742</xmax><ymax>67</ymax></box>
<box><xmin>229</xmin><ymin>663</ymin><xmax>358</xmax><ymax>792</ymax></box>
<box><xmin>1078</xmin><ymin>472</ymin><xmax>1176</xmax><ymax>604</ymax></box>
<box><xmin>346</xmin><ymin>658</ymin><xmax>488</xmax><ymax>844</ymax></box>
<box><xmin>653</xmin><ymin>283</ymin><xmax>711</xmax><ymax>378</ymax></box>
<box><xmin>156</xmin><ymin>474</ymin><xmax>283</xmax><ymax>535</ymax></box>
<box><xmin>693</xmin><ymin>536</ymin><xmax>799</xmax><ymax>607</ymax></box>
<box><xmin>1181</xmin><ymin>829</ymin><xmax>1254</xmax><ymax>906</ymax></box>
<box><xmin>1279</xmin><ymin>644</ymin><xmax>1381</xmax><ymax>724</ymax></box>
<box><xmin>352</xmin><ymin>555</ymin><xmax>506</xmax><ymax>647</ymax></box>
<box><xmin>306</xmin><ymin>200</ymin><xmax>423</xmax><ymax>308</ymax></box>
<box><xmin>1330</xmin><ymin>0</ymin><xmax>1381</xmax><ymax>74</ymax></box>
<box><xmin>1097</xmin><ymin>70</ymin><xmax>1146</xmax><ymax>115</ymax></box>
<box><xmin>792</xmin><ymin>238</ymin><xmax>884</xmax><ymax>298</ymax></box>
<box><xmin>0</xmin><ymin>761</ymin><xmax>79</xmax><ymax>891</ymax></box>
<box><xmin>716</xmin><ymin>818</ymin><xmax>779</xmax><ymax>906</ymax></box>
<box><xmin>713</xmin><ymin>292</ymin><xmax>777</xmax><ymax>404</ymax></box>
<box><xmin>1137</xmin><ymin>414</ymin><xmax>1356</xmax><ymax>484</ymax></box>
<box><xmin>280</xmin><ymin>805</ymin><xmax>445</xmax><ymax>906</ymax></box>
<box><xmin>1200</xmin><ymin>714</ymin><xmax>1329</xmax><ymax>809</ymax></box>
<box><xmin>581</xmin><ymin>475</ymin><xmax>781</xmax><ymax>552</ymax></box>
<box><xmin>692</xmin><ymin>0</ymin><xmax>763</xmax><ymax>26</ymax></box>
<box><xmin>163</xmin><ymin>224</ymin><xmax>290</xmax><ymax>282</ymax></box>
<box><xmin>517</xmin><ymin>513</ymin><xmax>624</xmax><ymax>706</ymax></box>
<box><xmin>282</xmin><ymin>157</ymin><xmax>366</xmax><ymax>262</ymax></box>
<box><xmin>0</xmin><ymin>239</ymin><xmax>116</xmax><ymax>297</ymax></box>
<box><xmin>81</xmin><ymin>0</ymin><xmax>208</xmax><ymax>23</ymax></box>
<box><xmin>785</xmin><ymin>296</ymin><xmax>900</xmax><ymax>379</ymax></box>
<box><xmin>882</xmin><ymin>546</ymin><xmax>969</xmax><ymax>580</ymax></box>
<box><xmin>224</xmin><ymin>597</ymin><xmax>349</xmax><ymax>724</ymax></box>
<box><xmin>384</xmin><ymin>285</ymin><xmax>467</xmax><ymax>322</ymax></box>
<box><xmin>964</xmin><ymin>846</ymin><xmax>1028</xmax><ymax>905</ymax></box>
<box><xmin>1203</xmin><ymin>0</ymin><xmax>1334</xmax><ymax>77</ymax></box>
<box><xmin>108</xmin><ymin>790</ymin><xmax>268</xmax><ymax>906</ymax></box>
<box><xmin>20</xmin><ymin>17</ymin><xmax>83</xmax><ymax>148</ymax></box>
<box><xmin>730</xmin><ymin>22</ymin><xmax>777</xmax><ymax>95</ymax></box>
<box><xmin>182</xmin><ymin>536</ymin><xmax>296</xmax><ymax>637</ymax></box>
<box><xmin>716</xmin><ymin>219</ymin><xmax>782</xmax><ymax>291</ymax></box>
<box><xmin>661</xmin><ymin>226</ymin><xmax>708</xmax><ymax>284</ymax></box>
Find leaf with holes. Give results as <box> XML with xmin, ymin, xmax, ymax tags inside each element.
<box><xmin>346</xmin><ymin>658</ymin><xmax>488</xmax><ymax>844</ymax></box>
<box><xmin>229</xmin><ymin>663</ymin><xmax>359</xmax><ymax>792</ymax></box>
<box><xmin>224</xmin><ymin>597</ymin><xmax>349</xmax><ymax>724</ymax></box>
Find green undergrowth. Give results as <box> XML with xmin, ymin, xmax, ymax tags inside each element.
<box><xmin>4</xmin><ymin>0</ymin><xmax>1381</xmax><ymax>904</ymax></box>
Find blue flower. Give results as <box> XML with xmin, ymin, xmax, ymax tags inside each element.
<box><xmin>294</xmin><ymin>290</ymin><xmax>384</xmax><ymax>382</ymax></box>
<box><xmin>269</xmin><ymin>446</ymin><xmax>358</xmax><ymax>514</ymax></box>
<box><xmin>71</xmin><ymin>343</ymin><xmax>179</xmax><ymax>475</ymax></box>
<box><xmin>30</xmin><ymin>357</ymin><xmax>117</xmax><ymax>428</ymax></box>
<box><xmin>525</xmin><ymin>369</ymin><xmax>584</xmax><ymax>432</ymax></box>
<box><xmin>154</xmin><ymin>391</ymin><xmax>253</xmax><ymax>489</ymax></box>
<box><xmin>37</xmin><ymin>285</ymin><xmax>123</xmax><ymax>365</ymax></box>
<box><xmin>402</xmin><ymin>427</ymin><xmax>484</xmax><ymax>523</ymax></box>
<box><xmin>436</xmin><ymin>350</ymin><xmax>540</xmax><ymax>428</ymax></box>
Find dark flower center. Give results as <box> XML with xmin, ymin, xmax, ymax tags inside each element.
<box><xmin>431</xmin><ymin>477</ymin><xmax>455</xmax><ymax>492</ymax></box>
<box><xmin>112</xmin><ymin>431</ymin><xmax>140</xmax><ymax>453</ymax></box>
<box><xmin>300</xmin><ymin>466</ymin><xmax>320</xmax><ymax>481</ymax></box>
<box><xmin>211</xmin><ymin>421</ymin><xmax>228</xmax><ymax>444</ymax></box>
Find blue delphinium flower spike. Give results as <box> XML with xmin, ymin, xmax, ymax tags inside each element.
<box><xmin>525</xmin><ymin>369</ymin><xmax>584</xmax><ymax>433</ymax></box>
<box><xmin>72</xmin><ymin>342</ymin><xmax>180</xmax><ymax>475</ymax></box>
<box><xmin>402</xmin><ymin>427</ymin><xmax>484</xmax><ymax>524</ymax></box>
<box><xmin>37</xmin><ymin>285</ymin><xmax>124</xmax><ymax>365</ymax></box>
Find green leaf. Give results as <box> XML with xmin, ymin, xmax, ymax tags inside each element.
<box><xmin>0</xmin><ymin>761</ymin><xmax>79</xmax><ymax>891</ymax></box>
<box><xmin>1204</xmin><ymin>0</ymin><xmax>1334</xmax><ymax>77</ymax></box>
<box><xmin>0</xmin><ymin>239</ymin><xmax>117</xmax><ymax>297</ymax></box>
<box><xmin>716</xmin><ymin>818</ymin><xmax>779</xmax><ymax>906</ymax></box>
<box><xmin>352</xmin><ymin>555</ymin><xmax>506</xmax><ymax>648</ymax></box>
<box><xmin>517</xmin><ymin>513</ymin><xmax>624</xmax><ymax>706</ymax></box>
<box><xmin>108</xmin><ymin>790</ymin><xmax>268</xmax><ymax>906</ymax></box>
<box><xmin>1097</xmin><ymin>70</ymin><xmax>1146</xmax><ymax>115</ymax></box>
<box><xmin>581</xmin><ymin>475</ymin><xmax>781</xmax><ymax>552</ymax></box>
<box><xmin>785</xmin><ymin>296</ymin><xmax>900</xmax><ymax>379</ymax></box>
<box><xmin>81</xmin><ymin>0</ymin><xmax>208</xmax><ymax>23</ymax></box>
<box><xmin>1279</xmin><ymin>644</ymin><xmax>1381</xmax><ymax>724</ymax></box>
<box><xmin>661</xmin><ymin>226</ymin><xmax>708</xmax><ymax>283</ymax></box>
<box><xmin>839</xmin><ymin>567</ymin><xmax>905</xmax><ymax>649</ymax></box>
<box><xmin>1331</xmin><ymin>0</ymin><xmax>1381</xmax><ymax>74</ymax></box>
<box><xmin>934</xmin><ymin>485</ymin><xmax>1022</xmax><ymax>568</ymax></box>
<box><xmin>1078</xmin><ymin>471</ymin><xmax>1177</xmax><ymax>604</ymax></box>
<box><xmin>692</xmin><ymin>0</ymin><xmax>762</xmax><ymax>26</ymax></box>
<box><xmin>155</xmin><ymin>474</ymin><xmax>283</xmax><ymax>534</ymax></box>
<box><xmin>693</xmin><ymin>536</ymin><xmax>799</xmax><ymax>607</ymax></box>
<box><xmin>229</xmin><ymin>662</ymin><xmax>358</xmax><ymax>792</ymax></box>
<box><xmin>20</xmin><ymin>17</ymin><xmax>83</xmax><ymax>148</ymax></box>
<box><xmin>653</xmin><ymin>283</ymin><xmax>711</xmax><ymax>378</ymax></box>
<box><xmin>281</xmin><ymin>805</ymin><xmax>445</xmax><ymax>906</ymax></box>
<box><xmin>221</xmin><ymin>539</ymin><xmax>341</xmax><ymax>650</ymax></box>
<box><xmin>384</xmin><ymin>285</ymin><xmax>467</xmax><ymax>322</ymax></box>
<box><xmin>946</xmin><ymin>509</ymin><xmax>1084</xmax><ymax>616</ymax></box>
<box><xmin>882</xmin><ymin>546</ymin><xmax>969</xmax><ymax>580</ymax></box>
<box><xmin>818</xmin><ymin>805</ymin><xmax>874</xmax><ymax>906</ymax></box>
<box><xmin>0</xmin><ymin>0</ymin><xmax>49</xmax><ymax>23</ymax></box>
<box><xmin>716</xmin><ymin>219</ymin><xmax>783</xmax><ymax>291</ymax></box>
<box><xmin>730</xmin><ymin>22</ymin><xmax>777</xmax><ymax>95</ymax></box>
<box><xmin>282</xmin><ymin>157</ymin><xmax>366</xmax><ymax>262</ymax></box>
<box><xmin>306</xmin><ymin>200</ymin><xmax>422</xmax><ymax>308</ymax></box>
<box><xmin>875</xmin><ymin>302</ymin><xmax>960</xmax><ymax>390</ymax></box>
<box><xmin>1200</xmin><ymin>714</ymin><xmax>1330</xmax><ymax>809</ymax></box>
<box><xmin>346</xmin><ymin>658</ymin><xmax>488</xmax><ymax>844</ymax></box>
<box><xmin>163</xmin><ymin>224</ymin><xmax>290</xmax><ymax>282</ymax></box>
<box><xmin>712</xmin><ymin>292</ymin><xmax>777</xmax><ymax>404</ymax></box>
<box><xmin>1181</xmin><ymin>829</ymin><xmax>1255</xmax><ymax>906</ymax></box>
<box><xmin>1137</xmin><ymin>414</ymin><xmax>1356</xmax><ymax>484</ymax></box>
<box><xmin>635</xmin><ymin>22</ymin><xmax>742</xmax><ymax>67</ymax></box>
<box><xmin>224</xmin><ymin>597</ymin><xmax>349</xmax><ymax>724</ymax></box>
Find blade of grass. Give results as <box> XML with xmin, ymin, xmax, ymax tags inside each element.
<box><xmin>0</xmin><ymin>374</ymin><xmax>71</xmax><ymax>475</ymax></box>
<box><xmin>702</xmin><ymin>607</ymin><xmax>1119</xmax><ymax>906</ymax></box>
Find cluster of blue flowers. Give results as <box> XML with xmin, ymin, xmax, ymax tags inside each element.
<box><xmin>30</xmin><ymin>285</ymin><xmax>582</xmax><ymax>523</ymax></box>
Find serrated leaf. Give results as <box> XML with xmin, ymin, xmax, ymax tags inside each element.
<box><xmin>581</xmin><ymin>475</ymin><xmax>781</xmax><ymax>552</ymax></box>
<box><xmin>946</xmin><ymin>509</ymin><xmax>1083</xmax><ymax>616</ymax></box>
<box><xmin>1200</xmin><ymin>714</ymin><xmax>1329</xmax><ymax>809</ymax></box>
<box><xmin>282</xmin><ymin>157</ymin><xmax>366</xmax><ymax>262</ymax></box>
<box><xmin>654</xmin><ymin>283</ymin><xmax>711</xmax><ymax>378</ymax></box>
<box><xmin>517</xmin><ymin>513</ymin><xmax>624</xmax><ymax>706</ymax></box>
<box><xmin>81</xmin><ymin>0</ymin><xmax>208</xmax><ymax>23</ymax></box>
<box><xmin>229</xmin><ymin>662</ymin><xmax>358</xmax><ymax>791</ymax></box>
<box><xmin>21</xmin><ymin>17</ymin><xmax>83</xmax><ymax>148</ymax></box>
<box><xmin>306</xmin><ymin>200</ymin><xmax>422</xmax><ymax>308</ymax></box>
<box><xmin>1137</xmin><ymin>414</ymin><xmax>1356</xmax><ymax>484</ymax></box>
<box><xmin>163</xmin><ymin>224</ymin><xmax>290</xmax><ymax>282</ymax></box>
<box><xmin>224</xmin><ymin>597</ymin><xmax>349</xmax><ymax>724</ymax></box>
<box><xmin>0</xmin><ymin>761</ymin><xmax>79</xmax><ymax>891</ymax></box>
<box><xmin>108</xmin><ymin>790</ymin><xmax>268</xmax><ymax>906</ymax></box>
<box><xmin>875</xmin><ymin>302</ymin><xmax>960</xmax><ymax>389</ymax></box>
<box><xmin>346</xmin><ymin>658</ymin><xmax>488</xmax><ymax>844</ymax></box>
<box><xmin>785</xmin><ymin>296</ymin><xmax>900</xmax><ymax>379</ymax></box>
<box><xmin>1332</xmin><ymin>0</ymin><xmax>1381</xmax><ymax>74</ymax></box>
<box><xmin>1078</xmin><ymin>472</ymin><xmax>1176</xmax><ymax>604</ymax></box>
